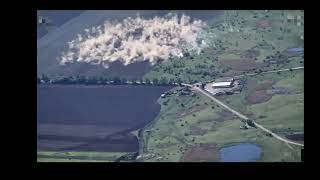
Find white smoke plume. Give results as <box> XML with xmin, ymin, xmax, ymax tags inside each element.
<box><xmin>58</xmin><ymin>13</ymin><xmax>208</xmax><ymax>68</ymax></box>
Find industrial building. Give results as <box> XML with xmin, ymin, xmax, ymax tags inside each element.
<box><xmin>211</xmin><ymin>77</ymin><xmax>234</xmax><ymax>88</ymax></box>
<box><xmin>212</xmin><ymin>81</ymin><xmax>233</xmax><ymax>88</ymax></box>
<box><xmin>204</xmin><ymin>77</ymin><xmax>242</xmax><ymax>96</ymax></box>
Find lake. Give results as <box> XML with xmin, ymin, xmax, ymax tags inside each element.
<box><xmin>219</xmin><ymin>143</ymin><xmax>262</xmax><ymax>162</ymax></box>
<box><xmin>37</xmin><ymin>85</ymin><xmax>171</xmax><ymax>152</ymax></box>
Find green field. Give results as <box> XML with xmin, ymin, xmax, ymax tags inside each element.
<box><xmin>144</xmin><ymin>10</ymin><xmax>304</xmax><ymax>83</ymax></box>
<box><xmin>141</xmin><ymin>75</ymin><xmax>303</xmax><ymax>161</ymax></box>
<box><xmin>141</xmin><ymin>10</ymin><xmax>303</xmax><ymax>162</ymax></box>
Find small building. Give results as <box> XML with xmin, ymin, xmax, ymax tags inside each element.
<box><xmin>297</xmin><ymin>15</ymin><xmax>301</xmax><ymax>20</ymax></box>
<box><xmin>194</xmin><ymin>82</ymin><xmax>203</xmax><ymax>88</ymax></box>
<box><xmin>212</xmin><ymin>81</ymin><xmax>233</xmax><ymax>88</ymax></box>
<box><xmin>287</xmin><ymin>15</ymin><xmax>294</xmax><ymax>22</ymax></box>
<box><xmin>38</xmin><ymin>16</ymin><xmax>46</xmax><ymax>24</ymax></box>
<box><xmin>267</xmin><ymin>59</ymin><xmax>278</xmax><ymax>64</ymax></box>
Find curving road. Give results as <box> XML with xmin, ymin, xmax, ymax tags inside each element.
<box><xmin>191</xmin><ymin>86</ymin><xmax>304</xmax><ymax>147</ymax></box>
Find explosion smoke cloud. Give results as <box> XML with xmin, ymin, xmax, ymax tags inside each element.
<box><xmin>58</xmin><ymin>13</ymin><xmax>208</xmax><ymax>68</ymax></box>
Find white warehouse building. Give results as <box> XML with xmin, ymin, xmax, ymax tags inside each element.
<box><xmin>212</xmin><ymin>81</ymin><xmax>233</xmax><ymax>88</ymax></box>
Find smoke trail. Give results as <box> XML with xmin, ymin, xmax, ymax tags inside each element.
<box><xmin>58</xmin><ymin>13</ymin><xmax>208</xmax><ymax>68</ymax></box>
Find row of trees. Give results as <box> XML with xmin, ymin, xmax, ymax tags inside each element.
<box><xmin>37</xmin><ymin>74</ymin><xmax>183</xmax><ymax>86</ymax></box>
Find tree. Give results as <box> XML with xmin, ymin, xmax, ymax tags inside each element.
<box><xmin>152</xmin><ymin>77</ymin><xmax>159</xmax><ymax>85</ymax></box>
<box><xmin>41</xmin><ymin>74</ymin><xmax>49</xmax><ymax>83</ymax></box>
<box><xmin>289</xmin><ymin>68</ymin><xmax>293</xmax><ymax>72</ymax></box>
<box><xmin>169</xmin><ymin>78</ymin><xmax>175</xmax><ymax>85</ymax></box>
<box><xmin>177</xmin><ymin>78</ymin><xmax>183</xmax><ymax>86</ymax></box>
<box><xmin>113</xmin><ymin>76</ymin><xmax>121</xmax><ymax>84</ymax></box>
<box><xmin>88</xmin><ymin>76</ymin><xmax>98</xmax><ymax>85</ymax></box>
<box><xmin>79</xmin><ymin>75</ymin><xmax>87</xmax><ymax>84</ymax></box>
<box><xmin>121</xmin><ymin>77</ymin><xmax>127</xmax><ymax>84</ymax></box>
<box><xmin>160</xmin><ymin>77</ymin><xmax>168</xmax><ymax>85</ymax></box>
<box><xmin>145</xmin><ymin>78</ymin><xmax>151</xmax><ymax>85</ymax></box>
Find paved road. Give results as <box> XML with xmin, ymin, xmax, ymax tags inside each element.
<box><xmin>191</xmin><ymin>86</ymin><xmax>304</xmax><ymax>147</ymax></box>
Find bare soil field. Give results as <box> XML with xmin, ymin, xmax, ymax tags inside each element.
<box><xmin>286</xmin><ymin>133</ymin><xmax>304</xmax><ymax>142</ymax></box>
<box><xmin>245</xmin><ymin>80</ymin><xmax>274</xmax><ymax>104</ymax></box>
<box><xmin>181</xmin><ymin>144</ymin><xmax>219</xmax><ymax>162</ymax></box>
<box><xmin>219</xmin><ymin>59</ymin><xmax>266</xmax><ymax>71</ymax></box>
<box><xmin>241</xmin><ymin>50</ymin><xmax>260</xmax><ymax>59</ymax></box>
<box><xmin>189</xmin><ymin>125</ymin><xmax>208</xmax><ymax>136</ymax></box>
<box><xmin>179</xmin><ymin>105</ymin><xmax>206</xmax><ymax>118</ymax></box>
<box><xmin>256</xmin><ymin>19</ymin><xmax>272</xmax><ymax>29</ymax></box>
<box><xmin>214</xmin><ymin>109</ymin><xmax>235</xmax><ymax>122</ymax></box>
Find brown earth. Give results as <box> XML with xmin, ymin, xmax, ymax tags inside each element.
<box><xmin>241</xmin><ymin>50</ymin><xmax>260</xmax><ymax>59</ymax></box>
<box><xmin>180</xmin><ymin>144</ymin><xmax>219</xmax><ymax>162</ymax></box>
<box><xmin>245</xmin><ymin>80</ymin><xmax>274</xmax><ymax>104</ymax></box>
<box><xmin>256</xmin><ymin>19</ymin><xmax>271</xmax><ymax>29</ymax></box>
<box><xmin>219</xmin><ymin>59</ymin><xmax>266</xmax><ymax>71</ymax></box>
<box><xmin>214</xmin><ymin>109</ymin><xmax>235</xmax><ymax>122</ymax></box>
<box><xmin>189</xmin><ymin>125</ymin><xmax>208</xmax><ymax>136</ymax></box>
<box><xmin>254</xmin><ymin>80</ymin><xmax>273</xmax><ymax>91</ymax></box>
<box><xmin>179</xmin><ymin>105</ymin><xmax>206</xmax><ymax>118</ymax></box>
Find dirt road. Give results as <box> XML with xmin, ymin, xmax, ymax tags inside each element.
<box><xmin>192</xmin><ymin>86</ymin><xmax>304</xmax><ymax>147</ymax></box>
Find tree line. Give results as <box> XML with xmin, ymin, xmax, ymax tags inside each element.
<box><xmin>37</xmin><ymin>74</ymin><xmax>183</xmax><ymax>86</ymax></box>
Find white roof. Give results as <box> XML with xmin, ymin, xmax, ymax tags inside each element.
<box><xmin>212</xmin><ymin>81</ymin><xmax>232</xmax><ymax>87</ymax></box>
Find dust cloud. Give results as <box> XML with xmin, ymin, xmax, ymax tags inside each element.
<box><xmin>58</xmin><ymin>13</ymin><xmax>207</xmax><ymax>68</ymax></box>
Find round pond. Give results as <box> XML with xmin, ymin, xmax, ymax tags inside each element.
<box><xmin>219</xmin><ymin>143</ymin><xmax>262</xmax><ymax>162</ymax></box>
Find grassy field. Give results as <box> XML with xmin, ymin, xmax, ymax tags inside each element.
<box><xmin>137</xmin><ymin>10</ymin><xmax>303</xmax><ymax>162</ymax></box>
<box><xmin>141</xmin><ymin>80</ymin><xmax>303</xmax><ymax>161</ymax></box>
<box><xmin>144</xmin><ymin>10</ymin><xmax>304</xmax><ymax>83</ymax></box>
<box><xmin>37</xmin><ymin>151</ymin><xmax>127</xmax><ymax>162</ymax></box>
<box><xmin>247</xmin><ymin>70</ymin><xmax>304</xmax><ymax>132</ymax></box>
<box><xmin>141</xmin><ymin>66</ymin><xmax>303</xmax><ymax>162</ymax></box>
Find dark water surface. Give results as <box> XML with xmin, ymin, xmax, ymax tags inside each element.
<box><xmin>37</xmin><ymin>10</ymin><xmax>84</xmax><ymax>39</ymax></box>
<box><xmin>37</xmin><ymin>85</ymin><xmax>171</xmax><ymax>152</ymax></box>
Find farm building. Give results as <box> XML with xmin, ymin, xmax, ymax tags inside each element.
<box><xmin>212</xmin><ymin>77</ymin><xmax>234</xmax><ymax>88</ymax></box>
<box><xmin>212</xmin><ymin>81</ymin><xmax>233</xmax><ymax>88</ymax></box>
<box><xmin>38</xmin><ymin>16</ymin><xmax>46</xmax><ymax>24</ymax></box>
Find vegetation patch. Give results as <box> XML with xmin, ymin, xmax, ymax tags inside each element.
<box><xmin>245</xmin><ymin>80</ymin><xmax>274</xmax><ymax>104</ymax></box>
<box><xmin>180</xmin><ymin>143</ymin><xmax>219</xmax><ymax>162</ymax></box>
<box><xmin>219</xmin><ymin>59</ymin><xmax>266</xmax><ymax>71</ymax></box>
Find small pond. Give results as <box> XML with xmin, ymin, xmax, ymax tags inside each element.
<box><xmin>219</xmin><ymin>143</ymin><xmax>262</xmax><ymax>162</ymax></box>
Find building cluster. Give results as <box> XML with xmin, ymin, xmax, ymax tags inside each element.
<box><xmin>161</xmin><ymin>87</ymin><xmax>195</xmax><ymax>98</ymax></box>
<box><xmin>286</xmin><ymin>14</ymin><xmax>304</xmax><ymax>27</ymax></box>
<box><xmin>204</xmin><ymin>77</ymin><xmax>243</xmax><ymax>96</ymax></box>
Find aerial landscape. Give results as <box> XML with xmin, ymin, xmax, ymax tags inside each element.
<box><xmin>37</xmin><ymin>10</ymin><xmax>304</xmax><ymax>162</ymax></box>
